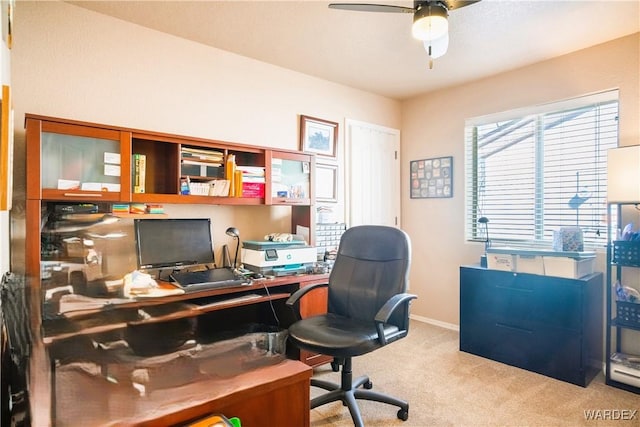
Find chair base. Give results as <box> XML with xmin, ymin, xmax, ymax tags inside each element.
<box><xmin>311</xmin><ymin>358</ymin><xmax>409</xmax><ymax>427</ymax></box>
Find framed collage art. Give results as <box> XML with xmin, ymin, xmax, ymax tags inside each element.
<box><xmin>410</xmin><ymin>156</ymin><xmax>452</xmax><ymax>199</ymax></box>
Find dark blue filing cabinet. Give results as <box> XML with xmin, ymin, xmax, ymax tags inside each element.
<box><xmin>459</xmin><ymin>266</ymin><xmax>603</xmax><ymax>387</ymax></box>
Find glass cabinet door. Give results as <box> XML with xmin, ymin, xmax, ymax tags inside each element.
<box><xmin>269</xmin><ymin>151</ymin><xmax>312</xmax><ymax>205</ymax></box>
<box><xmin>27</xmin><ymin>119</ymin><xmax>130</xmax><ymax>201</ymax></box>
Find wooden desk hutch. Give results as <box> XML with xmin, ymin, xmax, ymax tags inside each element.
<box><xmin>24</xmin><ymin>114</ymin><xmax>331</xmax><ymax>426</ymax></box>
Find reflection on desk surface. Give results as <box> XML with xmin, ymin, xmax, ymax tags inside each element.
<box><xmin>54</xmin><ymin>329</ymin><xmax>289</xmax><ymax>426</ymax></box>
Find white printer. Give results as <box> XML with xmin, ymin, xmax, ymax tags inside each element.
<box><xmin>241</xmin><ymin>240</ymin><xmax>317</xmax><ymax>276</ymax></box>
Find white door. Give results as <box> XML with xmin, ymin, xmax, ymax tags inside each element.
<box><xmin>346</xmin><ymin>119</ymin><xmax>400</xmax><ymax>227</ymax></box>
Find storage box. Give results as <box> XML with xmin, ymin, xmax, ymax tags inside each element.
<box><xmin>543</xmin><ymin>255</ymin><xmax>595</xmax><ymax>279</ymax></box>
<box><xmin>613</xmin><ymin>241</ymin><xmax>640</xmax><ymax>267</ymax></box>
<box><xmin>516</xmin><ymin>254</ymin><xmax>544</xmax><ymax>275</ymax></box>
<box><xmin>63</xmin><ymin>238</ymin><xmax>85</xmax><ymax>258</ymax></box>
<box><xmin>610</xmin><ymin>353</ymin><xmax>640</xmax><ymax>388</ymax></box>
<box><xmin>616</xmin><ymin>300</ymin><xmax>640</xmax><ymax>327</ymax></box>
<box><xmin>486</xmin><ymin>252</ymin><xmax>516</xmax><ymax>271</ymax></box>
<box><xmin>486</xmin><ymin>247</ymin><xmax>595</xmax><ymax>278</ymax></box>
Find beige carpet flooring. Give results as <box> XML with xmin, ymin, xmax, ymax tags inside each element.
<box><xmin>309</xmin><ymin>320</ymin><xmax>639</xmax><ymax>427</ymax></box>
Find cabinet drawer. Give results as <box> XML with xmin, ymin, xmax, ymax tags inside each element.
<box><xmin>461</xmin><ymin>318</ymin><xmax>585</xmax><ymax>386</ymax></box>
<box><xmin>460</xmin><ymin>267</ymin><xmax>582</xmax><ymax>330</ymax></box>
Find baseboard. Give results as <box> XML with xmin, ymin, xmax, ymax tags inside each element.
<box><xmin>410</xmin><ymin>314</ymin><xmax>459</xmax><ymax>332</ymax></box>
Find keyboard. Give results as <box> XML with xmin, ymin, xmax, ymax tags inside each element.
<box><xmin>170</xmin><ymin>268</ymin><xmax>250</xmax><ymax>292</ymax></box>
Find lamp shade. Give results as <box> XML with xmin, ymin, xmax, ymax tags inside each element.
<box><xmin>225</xmin><ymin>226</ymin><xmax>240</xmax><ymax>268</ymax></box>
<box><xmin>412</xmin><ymin>3</ymin><xmax>448</xmax><ymax>41</ymax></box>
<box><xmin>607</xmin><ymin>145</ymin><xmax>640</xmax><ymax>203</ymax></box>
<box><xmin>225</xmin><ymin>226</ymin><xmax>240</xmax><ymax>238</ymax></box>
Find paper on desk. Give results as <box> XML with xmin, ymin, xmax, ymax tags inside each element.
<box><xmin>124</xmin><ymin>270</ymin><xmax>185</xmax><ymax>298</ymax></box>
<box><xmin>57</xmin><ymin>294</ymin><xmax>131</xmax><ymax>317</ymax></box>
<box><xmin>133</xmin><ymin>281</ymin><xmax>185</xmax><ymax>298</ymax></box>
<box><xmin>296</xmin><ymin>225</ymin><xmax>310</xmax><ymax>245</ymax></box>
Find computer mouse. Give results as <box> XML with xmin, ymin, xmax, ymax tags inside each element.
<box><xmin>250</xmin><ymin>272</ymin><xmax>264</xmax><ymax>279</ymax></box>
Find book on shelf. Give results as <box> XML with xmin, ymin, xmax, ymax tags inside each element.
<box><xmin>238</xmin><ymin>166</ymin><xmax>266</xmax><ymax>183</ymax></box>
<box><xmin>146</xmin><ymin>204</ymin><xmax>165</xmax><ymax>214</ymax></box>
<box><xmin>242</xmin><ymin>182</ymin><xmax>265</xmax><ymax>198</ymax></box>
<box><xmin>181</xmin><ymin>158</ymin><xmax>223</xmax><ymax>167</ymax></box>
<box><xmin>111</xmin><ymin>203</ymin><xmax>130</xmax><ymax>213</ymax></box>
<box><xmin>133</xmin><ymin>153</ymin><xmax>146</xmax><ymax>193</ymax></box>
<box><xmin>130</xmin><ymin>203</ymin><xmax>146</xmax><ymax>214</ymax></box>
<box><xmin>181</xmin><ymin>147</ymin><xmax>224</xmax><ymax>163</ymax></box>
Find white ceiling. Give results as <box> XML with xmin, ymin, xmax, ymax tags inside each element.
<box><xmin>68</xmin><ymin>0</ymin><xmax>640</xmax><ymax>100</ymax></box>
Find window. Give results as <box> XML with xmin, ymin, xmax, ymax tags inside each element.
<box><xmin>465</xmin><ymin>91</ymin><xmax>619</xmax><ymax>250</ymax></box>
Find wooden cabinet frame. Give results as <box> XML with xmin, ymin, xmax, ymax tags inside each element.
<box><xmin>23</xmin><ymin>113</ymin><xmax>325</xmax><ymax>425</ymax></box>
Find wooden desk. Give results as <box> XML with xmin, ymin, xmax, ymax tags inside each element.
<box><xmin>54</xmin><ymin>358</ymin><xmax>311</xmax><ymax>426</ymax></box>
<box><xmin>37</xmin><ymin>274</ymin><xmax>328</xmax><ymax>426</ymax></box>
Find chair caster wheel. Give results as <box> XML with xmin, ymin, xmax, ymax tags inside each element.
<box><xmin>363</xmin><ymin>380</ymin><xmax>373</xmax><ymax>389</ymax></box>
<box><xmin>397</xmin><ymin>408</ymin><xmax>409</xmax><ymax>421</ymax></box>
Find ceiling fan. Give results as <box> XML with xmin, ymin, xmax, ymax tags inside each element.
<box><xmin>328</xmin><ymin>1</ymin><xmax>481</xmax><ymax>67</ymax></box>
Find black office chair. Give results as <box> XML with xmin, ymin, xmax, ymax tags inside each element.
<box><xmin>286</xmin><ymin>225</ymin><xmax>416</xmax><ymax>427</ymax></box>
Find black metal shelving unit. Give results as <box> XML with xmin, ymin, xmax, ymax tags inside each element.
<box><xmin>605</xmin><ymin>202</ymin><xmax>640</xmax><ymax>394</ymax></box>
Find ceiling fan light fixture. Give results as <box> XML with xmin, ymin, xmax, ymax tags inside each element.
<box><xmin>423</xmin><ymin>32</ymin><xmax>449</xmax><ymax>59</ymax></box>
<box><xmin>412</xmin><ymin>2</ymin><xmax>448</xmax><ymax>41</ymax></box>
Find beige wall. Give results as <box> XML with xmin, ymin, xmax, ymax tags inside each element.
<box><xmin>10</xmin><ymin>1</ymin><xmax>400</xmax><ymax>269</ymax></box>
<box><xmin>402</xmin><ymin>33</ymin><xmax>640</xmax><ymax>327</ymax></box>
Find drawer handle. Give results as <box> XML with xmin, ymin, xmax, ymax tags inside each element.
<box><xmin>612</xmin><ymin>369</ymin><xmax>640</xmax><ymax>380</ymax></box>
<box><xmin>495</xmin><ymin>322</ymin><xmax>533</xmax><ymax>334</ymax></box>
<box><xmin>63</xmin><ymin>192</ymin><xmax>104</xmax><ymax>197</ymax></box>
<box><xmin>495</xmin><ymin>285</ymin><xmax>534</xmax><ymax>293</ymax></box>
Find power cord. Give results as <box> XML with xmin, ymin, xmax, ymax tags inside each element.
<box><xmin>261</xmin><ymin>282</ymin><xmax>280</xmax><ymax>327</ymax></box>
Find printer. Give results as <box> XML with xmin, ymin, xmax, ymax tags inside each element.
<box><xmin>241</xmin><ymin>240</ymin><xmax>317</xmax><ymax>276</ymax></box>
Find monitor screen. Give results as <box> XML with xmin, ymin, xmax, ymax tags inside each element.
<box><xmin>134</xmin><ymin>218</ymin><xmax>215</xmax><ymax>270</ymax></box>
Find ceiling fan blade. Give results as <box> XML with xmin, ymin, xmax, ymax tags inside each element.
<box><xmin>328</xmin><ymin>3</ymin><xmax>415</xmax><ymax>13</ymax></box>
<box><xmin>441</xmin><ymin>0</ymin><xmax>481</xmax><ymax>11</ymax></box>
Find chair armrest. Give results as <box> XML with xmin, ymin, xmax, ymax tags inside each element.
<box><xmin>374</xmin><ymin>293</ymin><xmax>417</xmax><ymax>345</ymax></box>
<box><xmin>285</xmin><ymin>281</ymin><xmax>329</xmax><ymax>321</ymax></box>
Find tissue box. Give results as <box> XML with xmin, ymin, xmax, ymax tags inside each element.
<box><xmin>553</xmin><ymin>227</ymin><xmax>584</xmax><ymax>252</ymax></box>
<box><xmin>516</xmin><ymin>254</ymin><xmax>545</xmax><ymax>275</ymax></box>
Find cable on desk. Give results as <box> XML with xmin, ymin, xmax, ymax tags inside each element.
<box><xmin>261</xmin><ymin>282</ymin><xmax>280</xmax><ymax>327</ymax></box>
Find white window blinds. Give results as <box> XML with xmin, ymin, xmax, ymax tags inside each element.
<box><xmin>464</xmin><ymin>90</ymin><xmax>619</xmax><ymax>249</ymax></box>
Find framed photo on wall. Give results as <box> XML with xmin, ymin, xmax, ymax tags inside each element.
<box><xmin>1</xmin><ymin>0</ymin><xmax>14</xmax><ymax>49</ymax></box>
<box><xmin>410</xmin><ymin>156</ymin><xmax>453</xmax><ymax>199</ymax></box>
<box><xmin>300</xmin><ymin>115</ymin><xmax>338</xmax><ymax>158</ymax></box>
<box><xmin>316</xmin><ymin>161</ymin><xmax>338</xmax><ymax>203</ymax></box>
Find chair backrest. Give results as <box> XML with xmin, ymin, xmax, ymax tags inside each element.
<box><xmin>327</xmin><ymin>225</ymin><xmax>411</xmax><ymax>328</ymax></box>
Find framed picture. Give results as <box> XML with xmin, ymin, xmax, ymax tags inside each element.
<box><xmin>410</xmin><ymin>156</ymin><xmax>453</xmax><ymax>199</ymax></box>
<box><xmin>316</xmin><ymin>162</ymin><xmax>338</xmax><ymax>203</ymax></box>
<box><xmin>1</xmin><ymin>0</ymin><xmax>14</xmax><ymax>49</ymax></box>
<box><xmin>300</xmin><ymin>115</ymin><xmax>338</xmax><ymax>158</ymax></box>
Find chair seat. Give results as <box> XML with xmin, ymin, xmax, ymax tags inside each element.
<box><xmin>288</xmin><ymin>313</ymin><xmax>400</xmax><ymax>358</ymax></box>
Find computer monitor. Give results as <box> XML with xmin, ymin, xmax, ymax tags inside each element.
<box><xmin>134</xmin><ymin>218</ymin><xmax>215</xmax><ymax>270</ymax></box>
